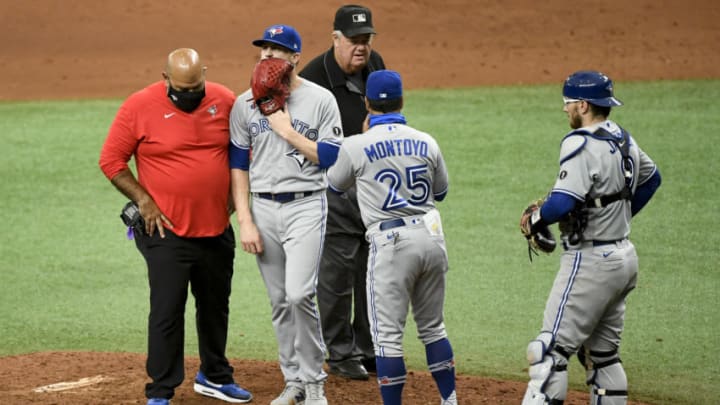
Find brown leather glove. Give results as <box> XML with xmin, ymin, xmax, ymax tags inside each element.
<box><xmin>250</xmin><ymin>58</ymin><xmax>293</xmax><ymax>115</ymax></box>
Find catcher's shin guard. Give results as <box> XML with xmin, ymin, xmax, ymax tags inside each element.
<box><xmin>585</xmin><ymin>349</ymin><xmax>628</xmax><ymax>405</ymax></box>
<box><xmin>521</xmin><ymin>332</ymin><xmax>568</xmax><ymax>405</ymax></box>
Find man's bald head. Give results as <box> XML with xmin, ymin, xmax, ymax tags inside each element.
<box><xmin>163</xmin><ymin>48</ymin><xmax>206</xmax><ymax>91</ymax></box>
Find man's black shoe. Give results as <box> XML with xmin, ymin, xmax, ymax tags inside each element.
<box><xmin>328</xmin><ymin>359</ymin><xmax>369</xmax><ymax>380</ymax></box>
<box><xmin>361</xmin><ymin>357</ymin><xmax>377</xmax><ymax>374</ymax></box>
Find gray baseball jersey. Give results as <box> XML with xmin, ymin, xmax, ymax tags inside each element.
<box><xmin>230</xmin><ymin>78</ymin><xmax>343</xmax><ymax>193</ymax></box>
<box><xmin>327</xmin><ymin>123</ymin><xmax>449</xmax><ymax>227</ymax></box>
<box><xmin>229</xmin><ymin>78</ymin><xmax>343</xmax><ymax>384</ymax></box>
<box><xmin>327</xmin><ymin>121</ymin><xmax>450</xmax><ymax>357</ymax></box>
<box><xmin>552</xmin><ymin>120</ymin><xmax>657</xmax><ymax>242</ymax></box>
<box><xmin>541</xmin><ymin>119</ymin><xmax>657</xmax><ymax>381</ymax></box>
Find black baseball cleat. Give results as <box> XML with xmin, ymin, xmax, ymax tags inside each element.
<box><xmin>328</xmin><ymin>359</ymin><xmax>369</xmax><ymax>380</ymax></box>
<box><xmin>361</xmin><ymin>356</ymin><xmax>377</xmax><ymax>374</ymax></box>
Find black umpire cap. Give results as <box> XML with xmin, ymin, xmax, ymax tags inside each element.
<box><xmin>334</xmin><ymin>5</ymin><xmax>376</xmax><ymax>37</ymax></box>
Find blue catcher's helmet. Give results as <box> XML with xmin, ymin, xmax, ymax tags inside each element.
<box><xmin>562</xmin><ymin>70</ymin><xmax>623</xmax><ymax>107</ymax></box>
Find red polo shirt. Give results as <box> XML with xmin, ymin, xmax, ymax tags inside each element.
<box><xmin>99</xmin><ymin>81</ymin><xmax>236</xmax><ymax>237</ymax></box>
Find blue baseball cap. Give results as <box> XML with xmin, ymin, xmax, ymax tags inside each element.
<box><xmin>562</xmin><ymin>70</ymin><xmax>623</xmax><ymax>107</ymax></box>
<box><xmin>252</xmin><ymin>25</ymin><xmax>302</xmax><ymax>53</ymax></box>
<box><xmin>366</xmin><ymin>70</ymin><xmax>402</xmax><ymax>101</ymax></box>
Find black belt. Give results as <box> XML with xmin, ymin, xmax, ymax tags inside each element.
<box><xmin>592</xmin><ymin>239</ymin><xmax>624</xmax><ymax>246</ymax></box>
<box><xmin>379</xmin><ymin>218</ymin><xmax>406</xmax><ymax>231</ymax></box>
<box><xmin>563</xmin><ymin>239</ymin><xmax>625</xmax><ymax>250</ymax></box>
<box><xmin>255</xmin><ymin>191</ymin><xmax>315</xmax><ymax>203</ymax></box>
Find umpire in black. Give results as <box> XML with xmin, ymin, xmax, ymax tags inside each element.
<box><xmin>299</xmin><ymin>4</ymin><xmax>385</xmax><ymax>380</ymax></box>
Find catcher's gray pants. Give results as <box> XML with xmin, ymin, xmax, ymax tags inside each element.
<box><xmin>547</xmin><ymin>239</ymin><xmax>637</xmax><ymax>352</ymax></box>
<box><xmin>530</xmin><ymin>239</ymin><xmax>637</xmax><ymax>402</ymax></box>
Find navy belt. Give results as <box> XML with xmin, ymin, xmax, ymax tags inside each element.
<box><xmin>592</xmin><ymin>239</ymin><xmax>624</xmax><ymax>246</ymax></box>
<box><xmin>379</xmin><ymin>218</ymin><xmax>406</xmax><ymax>231</ymax></box>
<box><xmin>563</xmin><ymin>239</ymin><xmax>625</xmax><ymax>251</ymax></box>
<box><xmin>255</xmin><ymin>191</ymin><xmax>315</xmax><ymax>203</ymax></box>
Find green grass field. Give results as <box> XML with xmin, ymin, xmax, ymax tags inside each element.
<box><xmin>1</xmin><ymin>80</ymin><xmax>718</xmax><ymax>404</ymax></box>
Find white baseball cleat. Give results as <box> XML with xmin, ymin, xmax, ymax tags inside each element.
<box><xmin>270</xmin><ymin>382</ymin><xmax>306</xmax><ymax>405</ymax></box>
<box><xmin>304</xmin><ymin>382</ymin><xmax>328</xmax><ymax>405</ymax></box>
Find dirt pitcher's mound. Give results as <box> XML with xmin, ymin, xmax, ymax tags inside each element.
<box><xmin>0</xmin><ymin>351</ymin><xmax>656</xmax><ymax>404</ymax></box>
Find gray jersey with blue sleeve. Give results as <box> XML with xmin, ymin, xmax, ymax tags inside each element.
<box><xmin>326</xmin><ymin>122</ymin><xmax>449</xmax><ymax>228</ymax></box>
<box><xmin>327</xmin><ymin>118</ymin><xmax>453</xmax><ymax>378</ymax></box>
<box><xmin>229</xmin><ymin>78</ymin><xmax>343</xmax><ymax>192</ymax></box>
<box><xmin>552</xmin><ymin>120</ymin><xmax>657</xmax><ymax>241</ymax></box>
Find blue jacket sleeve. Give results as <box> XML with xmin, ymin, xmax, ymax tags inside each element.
<box><xmin>631</xmin><ymin>169</ymin><xmax>661</xmax><ymax>216</ymax></box>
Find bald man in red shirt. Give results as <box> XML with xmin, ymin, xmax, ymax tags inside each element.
<box><xmin>99</xmin><ymin>48</ymin><xmax>252</xmax><ymax>405</ymax></box>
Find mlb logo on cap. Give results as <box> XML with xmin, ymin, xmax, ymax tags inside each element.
<box><xmin>352</xmin><ymin>13</ymin><xmax>367</xmax><ymax>23</ymax></box>
<box><xmin>334</xmin><ymin>5</ymin><xmax>376</xmax><ymax>37</ymax></box>
<box><xmin>366</xmin><ymin>70</ymin><xmax>403</xmax><ymax>101</ymax></box>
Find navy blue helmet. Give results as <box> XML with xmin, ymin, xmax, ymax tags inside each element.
<box><xmin>563</xmin><ymin>70</ymin><xmax>623</xmax><ymax>107</ymax></box>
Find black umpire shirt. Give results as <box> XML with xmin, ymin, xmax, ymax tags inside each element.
<box><xmin>300</xmin><ymin>47</ymin><xmax>385</xmax><ymax>235</ymax></box>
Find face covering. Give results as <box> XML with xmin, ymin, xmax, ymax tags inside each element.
<box><xmin>167</xmin><ymin>85</ymin><xmax>206</xmax><ymax>113</ymax></box>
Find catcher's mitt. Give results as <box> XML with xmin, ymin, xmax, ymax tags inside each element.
<box><xmin>520</xmin><ymin>198</ymin><xmax>557</xmax><ymax>261</ymax></box>
<box><xmin>250</xmin><ymin>57</ymin><xmax>293</xmax><ymax>115</ymax></box>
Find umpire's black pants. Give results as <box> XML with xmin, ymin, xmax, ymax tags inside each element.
<box><xmin>135</xmin><ymin>226</ymin><xmax>236</xmax><ymax>400</ymax></box>
<box><xmin>318</xmin><ymin>189</ymin><xmax>374</xmax><ymax>366</ymax></box>
<box><xmin>318</xmin><ymin>232</ymin><xmax>373</xmax><ymax>365</ymax></box>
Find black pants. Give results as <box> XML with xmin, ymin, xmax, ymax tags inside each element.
<box><xmin>135</xmin><ymin>226</ymin><xmax>236</xmax><ymax>399</ymax></box>
<box><xmin>318</xmin><ymin>232</ymin><xmax>374</xmax><ymax>365</ymax></box>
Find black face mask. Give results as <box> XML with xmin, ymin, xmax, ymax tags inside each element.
<box><xmin>167</xmin><ymin>85</ymin><xmax>206</xmax><ymax>113</ymax></box>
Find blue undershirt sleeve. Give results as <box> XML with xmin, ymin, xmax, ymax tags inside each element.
<box><xmin>540</xmin><ymin>192</ymin><xmax>579</xmax><ymax>224</ymax></box>
<box><xmin>631</xmin><ymin>169</ymin><xmax>661</xmax><ymax>216</ymax></box>
<box><xmin>229</xmin><ymin>143</ymin><xmax>250</xmax><ymax>170</ymax></box>
<box><xmin>317</xmin><ymin>141</ymin><xmax>340</xmax><ymax>169</ymax></box>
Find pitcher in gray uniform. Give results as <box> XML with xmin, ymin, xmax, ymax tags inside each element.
<box><xmin>228</xmin><ymin>25</ymin><xmax>343</xmax><ymax>405</ymax></box>
<box><xmin>520</xmin><ymin>70</ymin><xmax>662</xmax><ymax>405</ymax></box>
<box><xmin>327</xmin><ymin>70</ymin><xmax>457</xmax><ymax>405</ymax></box>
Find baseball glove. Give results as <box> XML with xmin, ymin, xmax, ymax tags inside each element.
<box><xmin>520</xmin><ymin>198</ymin><xmax>557</xmax><ymax>261</ymax></box>
<box><xmin>250</xmin><ymin>57</ymin><xmax>293</xmax><ymax>115</ymax></box>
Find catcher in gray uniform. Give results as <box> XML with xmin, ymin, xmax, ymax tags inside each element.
<box><xmin>520</xmin><ymin>70</ymin><xmax>662</xmax><ymax>405</ymax></box>
<box><xmin>327</xmin><ymin>70</ymin><xmax>457</xmax><ymax>405</ymax></box>
<box><xmin>228</xmin><ymin>24</ymin><xmax>343</xmax><ymax>405</ymax></box>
